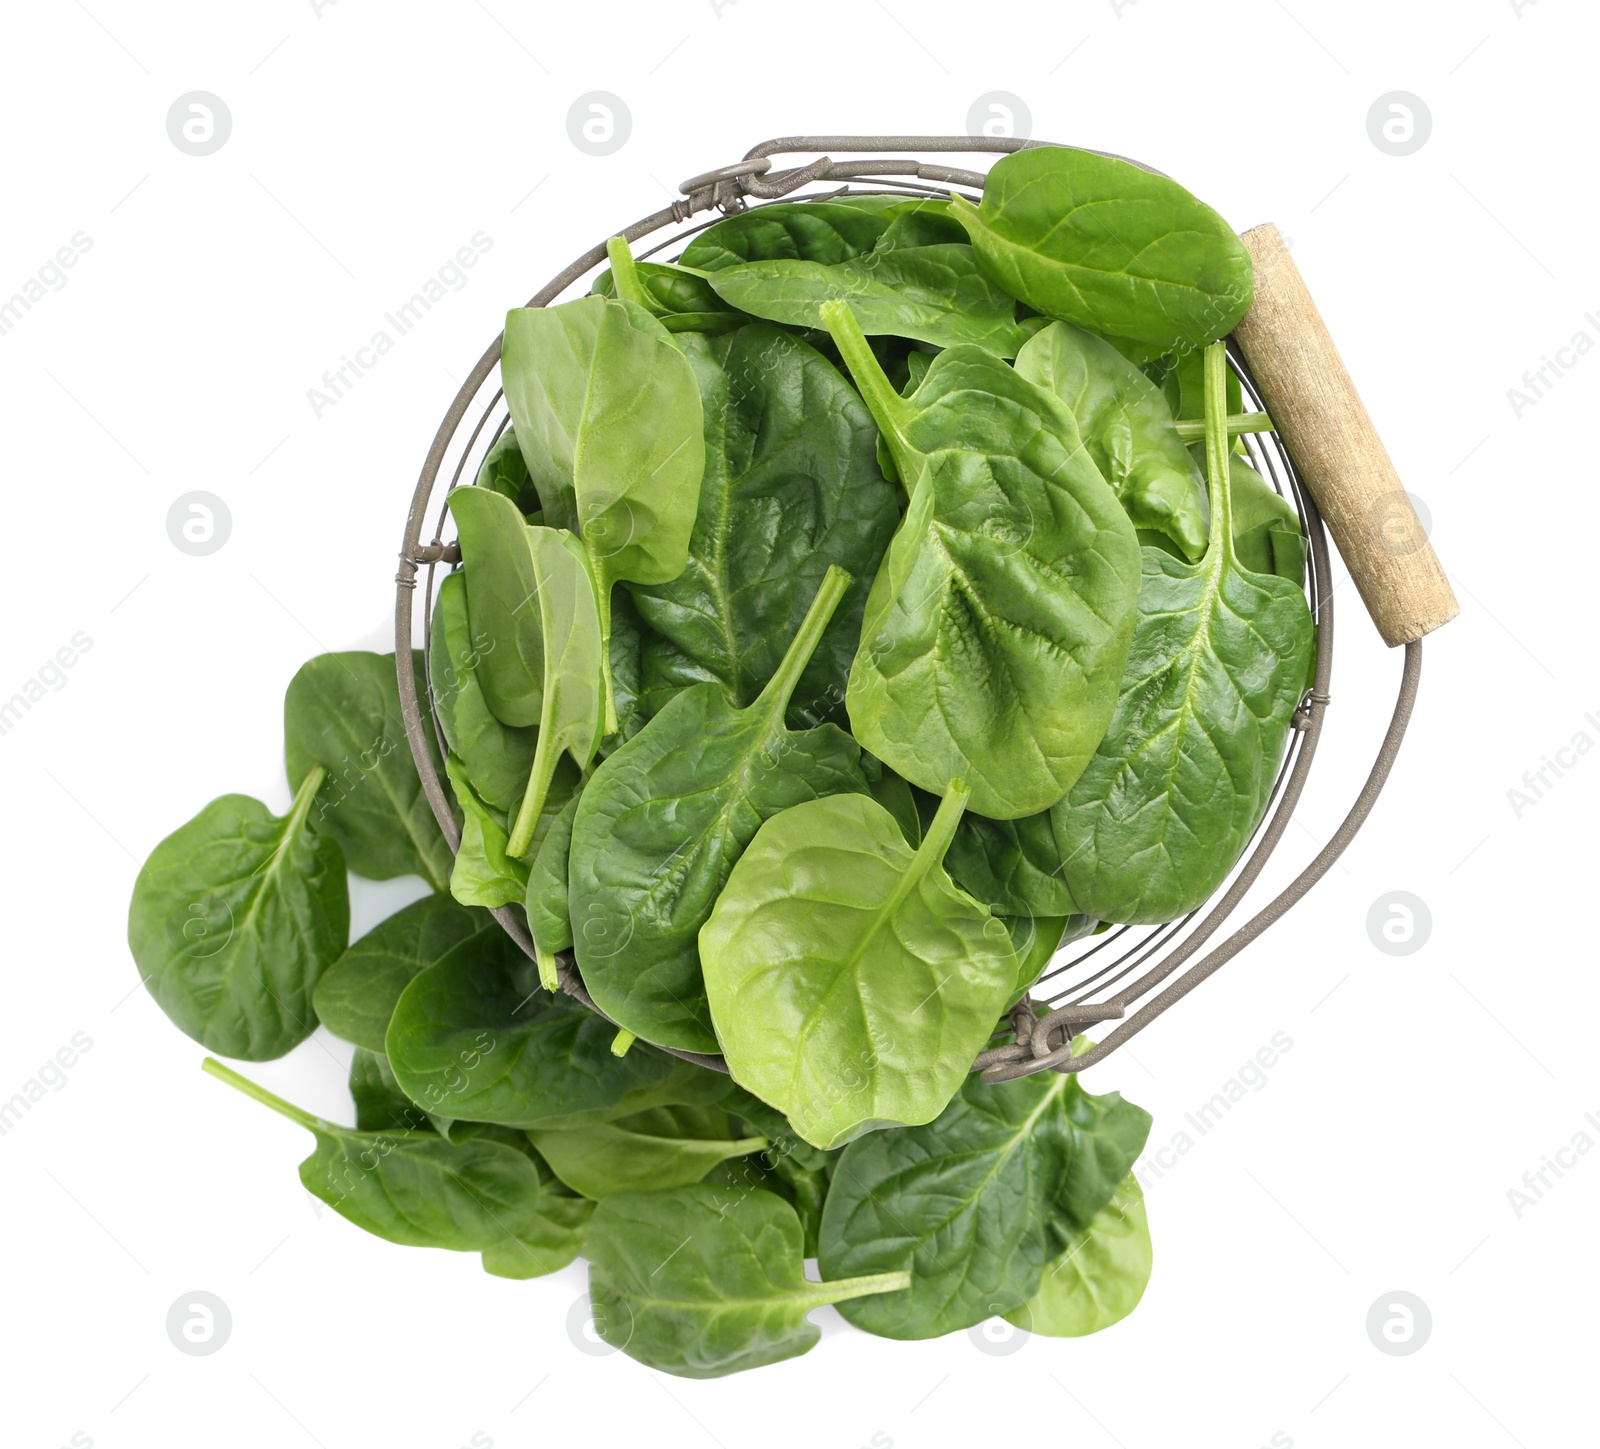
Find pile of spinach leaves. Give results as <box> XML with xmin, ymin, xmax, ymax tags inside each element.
<box><xmin>128</xmin><ymin>147</ymin><xmax>1313</xmax><ymax>1376</ymax></box>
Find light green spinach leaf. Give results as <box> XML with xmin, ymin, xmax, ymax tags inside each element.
<box><xmin>701</xmin><ymin>784</ymin><xmax>1018</xmax><ymax>1150</ymax></box>
<box><xmin>429</xmin><ymin>569</ymin><xmax>537</xmax><ymax>816</ymax></box>
<box><xmin>826</xmin><ymin>301</ymin><xmax>1141</xmax><ymax>819</ymax></box>
<box><xmin>1004</xmin><ymin>1173</ymin><xmax>1152</xmax><ymax>1337</ymax></box>
<box><xmin>501</xmin><ymin>293</ymin><xmax>705</xmax><ymax>733</ymax></box>
<box><xmin>1016</xmin><ymin>320</ymin><xmax>1209</xmax><ymax>560</ymax></box>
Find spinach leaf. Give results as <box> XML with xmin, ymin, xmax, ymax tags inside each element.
<box><xmin>446</xmin><ymin>486</ymin><xmax>545</xmax><ymax>729</ymax></box>
<box><xmin>817</xmin><ymin>1064</ymin><xmax>1151</xmax><ymax>1339</ymax></box>
<box><xmin>475</xmin><ymin>427</ymin><xmax>541</xmax><ymax>517</ymax></box>
<box><xmin>1004</xmin><ymin>913</ymin><xmax>1098</xmax><ymax>1006</ymax></box>
<box><xmin>284</xmin><ymin>651</ymin><xmax>452</xmax><ymax>890</ymax></box>
<box><xmin>1053</xmin><ymin>343</ymin><xmax>1316</xmax><ymax>923</ymax></box>
<box><xmin>127</xmin><ymin>770</ymin><xmax>348</xmax><ymax>1060</ymax></box>
<box><xmin>706</xmin><ymin>245</ymin><xmax>1033</xmax><ymax>355</ymax></box>
<box><xmin>825</xmin><ymin>301</ymin><xmax>1141</xmax><ymax>819</ymax></box>
<box><xmin>444</xmin><ymin>755</ymin><xmax>528</xmax><ymax>908</ymax></box>
<box><xmin>586</xmin><ymin>1185</ymin><xmax>909</xmax><ymax>1378</ymax></box>
<box><xmin>625</xmin><ymin>324</ymin><xmax>899</xmax><ymax>711</ymax></box>
<box><xmin>499</xmin><ymin>526</ymin><xmax>604</xmax><ymax>858</ymax></box>
<box><xmin>606</xmin><ymin>586</ymin><xmax>650</xmax><ymax>743</ymax></box>
<box><xmin>944</xmin><ymin>808</ymin><xmax>1079</xmax><ymax>917</ymax></box>
<box><xmin>385</xmin><ymin>927</ymin><xmax>728</xmax><ymax>1130</ymax></box>
<box><xmin>482</xmin><ymin>1186</ymin><xmax>594</xmax><ymax>1279</ymax></box>
<box><xmin>949</xmin><ymin>145</ymin><xmax>1254</xmax><ymax>352</ymax></box>
<box><xmin>203</xmin><ymin>1058</ymin><xmax>543</xmax><ymax>1251</ymax></box>
<box><xmin>348</xmin><ymin>1048</ymin><xmax>431</xmax><ymax>1133</ymax></box>
<box><xmin>1005</xmin><ymin>1173</ymin><xmax>1151</xmax><ymax>1337</ymax></box>
<box><xmin>701</xmin><ymin>784</ymin><xmax>1018</xmax><ymax>1150</ymax></box>
<box><xmin>593</xmin><ymin>256</ymin><xmax>744</xmax><ymax>334</ymax></box>
<box><xmin>570</xmin><ymin>567</ymin><xmax>869</xmax><ymax>1055</ymax></box>
<box><xmin>678</xmin><ymin>200</ymin><xmax>910</xmax><ymax>272</ymax></box>
<box><xmin>429</xmin><ymin>569</ymin><xmax>537</xmax><ymax>816</ymax></box>
<box><xmin>501</xmin><ymin>293</ymin><xmax>705</xmax><ymax>733</ymax></box>
<box><xmin>1015</xmin><ymin>320</ymin><xmax>1209</xmax><ymax>561</ymax></box>
<box><xmin>872</xmin><ymin>198</ymin><xmax>966</xmax><ymax>251</ymax></box>
<box><xmin>528</xmin><ymin>1104</ymin><xmax>767</xmax><ymax>1199</ymax></box>
<box><xmin>314</xmin><ymin>892</ymin><xmax>492</xmax><ymax>1053</ymax></box>
<box><xmin>524</xmin><ymin>791</ymin><xmax>579</xmax><ymax>990</ymax></box>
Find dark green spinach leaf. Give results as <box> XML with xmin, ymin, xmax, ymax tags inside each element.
<box><xmin>204</xmin><ymin>1057</ymin><xmax>543</xmax><ymax>1251</ymax></box>
<box><xmin>314</xmin><ymin>892</ymin><xmax>491</xmax><ymax>1053</ymax></box>
<box><xmin>1053</xmin><ymin>343</ymin><xmax>1316</xmax><ymax>923</ymax></box>
<box><xmin>285</xmin><ymin>651</ymin><xmax>452</xmax><ymax>890</ymax></box>
<box><xmin>587</xmin><ymin>1185</ymin><xmax>909</xmax><ymax>1378</ymax></box>
<box><xmin>706</xmin><ymin>245</ymin><xmax>1034</xmax><ymax>355</ymax></box>
<box><xmin>127</xmin><ymin>770</ymin><xmax>348</xmax><ymax>1060</ymax></box>
<box><xmin>949</xmin><ymin>145</ymin><xmax>1254</xmax><ymax>352</ymax></box>
<box><xmin>817</xmin><ymin>1063</ymin><xmax>1150</xmax><ymax>1338</ymax></box>
<box><xmin>385</xmin><ymin>928</ymin><xmax>728</xmax><ymax>1130</ymax></box>
<box><xmin>626</xmin><ymin>323</ymin><xmax>898</xmax><ymax>710</ymax></box>
<box><xmin>571</xmin><ymin>567</ymin><xmax>869</xmax><ymax>1055</ymax></box>
<box><xmin>529</xmin><ymin>1104</ymin><xmax>766</xmax><ymax>1199</ymax></box>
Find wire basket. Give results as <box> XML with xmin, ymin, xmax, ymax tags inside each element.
<box><xmin>394</xmin><ymin>136</ymin><xmax>1444</xmax><ymax>1082</ymax></box>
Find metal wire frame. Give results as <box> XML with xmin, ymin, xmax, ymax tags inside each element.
<box><xmin>393</xmin><ymin>136</ymin><xmax>1421</xmax><ymax>1079</ymax></box>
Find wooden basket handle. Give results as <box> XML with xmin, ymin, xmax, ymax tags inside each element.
<box><xmin>1231</xmin><ymin>223</ymin><xmax>1458</xmax><ymax>646</ymax></box>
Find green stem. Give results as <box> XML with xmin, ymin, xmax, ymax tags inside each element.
<box><xmin>819</xmin><ymin>300</ymin><xmax>915</xmax><ymax>487</ymax></box>
<box><xmin>1202</xmin><ymin>342</ymin><xmax>1235</xmax><ymax>569</ymax></box>
<box><xmin>792</xmin><ymin>1269</ymin><xmax>913</xmax><ymax>1309</ymax></box>
<box><xmin>752</xmin><ymin>565</ymin><xmax>852</xmax><ymax>718</ymax></box>
<box><xmin>202</xmin><ymin>1057</ymin><xmax>321</xmax><ymax>1133</ymax></box>
<box><xmin>288</xmin><ymin>764</ymin><xmax>327</xmax><ymax>831</ymax></box>
<box><xmin>606</xmin><ymin>235</ymin><xmax>648</xmax><ymax>308</ymax></box>
<box><xmin>507</xmin><ymin>724</ymin><xmax>562</xmax><ymax>860</ymax></box>
<box><xmin>590</xmin><ymin>560</ymin><xmax>619</xmax><ymax>738</ymax></box>
<box><xmin>610</xmin><ymin>1028</ymin><xmax>637</xmax><ymax>1057</ymax></box>
<box><xmin>535</xmin><ymin>945</ymin><xmax>560</xmax><ymax>992</ymax></box>
<box><xmin>1173</xmin><ymin>411</ymin><xmax>1272</xmax><ymax>442</ymax></box>
<box><xmin>913</xmin><ymin>779</ymin><xmax>971</xmax><ymax>874</ymax></box>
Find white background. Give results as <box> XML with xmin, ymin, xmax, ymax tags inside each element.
<box><xmin>2</xmin><ymin>1</ymin><xmax>1594</xmax><ymax>1446</ymax></box>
